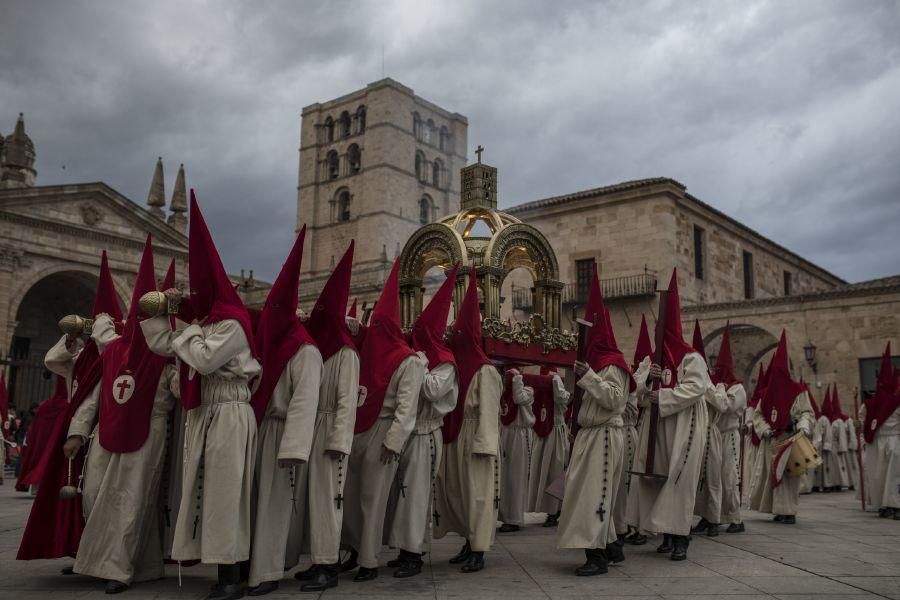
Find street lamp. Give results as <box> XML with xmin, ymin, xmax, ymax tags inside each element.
<box><xmin>803</xmin><ymin>341</ymin><xmax>817</xmax><ymax>373</ymax></box>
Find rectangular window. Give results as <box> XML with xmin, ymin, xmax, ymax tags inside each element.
<box><xmin>783</xmin><ymin>271</ymin><xmax>792</xmax><ymax>296</ymax></box>
<box><xmin>693</xmin><ymin>225</ymin><xmax>705</xmax><ymax>280</ymax></box>
<box><xmin>575</xmin><ymin>258</ymin><xmax>596</xmax><ymax>304</ymax></box>
<box><xmin>742</xmin><ymin>251</ymin><xmax>754</xmax><ymax>299</ymax></box>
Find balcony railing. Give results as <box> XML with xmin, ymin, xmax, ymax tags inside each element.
<box><xmin>511</xmin><ymin>273</ymin><xmax>658</xmax><ymax>310</ymax></box>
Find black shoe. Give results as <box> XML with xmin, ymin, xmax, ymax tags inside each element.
<box><xmin>848</xmin><ymin>485</ymin><xmax>855</xmax><ymax>491</ymax></box>
<box><xmin>605</xmin><ymin>541</ymin><xmax>625</xmax><ymax>564</ymax></box>
<box><xmin>387</xmin><ymin>553</ymin><xmax>404</xmax><ymax>568</ymax></box>
<box><xmin>105</xmin><ymin>580</ymin><xmax>129</xmax><ymax>595</ymax></box>
<box><xmin>781</xmin><ymin>515</ymin><xmax>796</xmax><ymax>524</ymax></box>
<box><xmin>726</xmin><ymin>522</ymin><xmax>745</xmax><ymax>533</ymax></box>
<box><xmin>670</xmin><ymin>536</ymin><xmax>689</xmax><ymax>561</ymax></box>
<box><xmin>878</xmin><ymin>508</ymin><xmax>891</xmax><ymax>518</ymax></box>
<box><xmin>393</xmin><ymin>558</ymin><xmax>423</xmax><ymax>578</ymax></box>
<box><xmin>893</xmin><ymin>510</ymin><xmax>900</xmax><ymax>520</ymax></box>
<box><xmin>543</xmin><ymin>513</ymin><xmax>559</xmax><ymax>527</ymax></box>
<box><xmin>629</xmin><ymin>533</ymin><xmax>647</xmax><ymax>545</ymax></box>
<box><xmin>353</xmin><ymin>567</ymin><xmax>378</xmax><ymax>582</ymax></box>
<box><xmin>575</xmin><ymin>548</ymin><xmax>608</xmax><ymax>576</ymax></box>
<box><xmin>773</xmin><ymin>514</ymin><xmax>785</xmax><ymax>522</ymax></box>
<box><xmin>300</xmin><ymin>565</ymin><xmax>338</xmax><ymax>592</ymax></box>
<box><xmin>339</xmin><ymin>550</ymin><xmax>359</xmax><ymax>573</ymax></box>
<box><xmin>656</xmin><ymin>534</ymin><xmax>673</xmax><ymax>554</ymax></box>
<box><xmin>690</xmin><ymin>518</ymin><xmax>709</xmax><ymax>534</ymax></box>
<box><xmin>498</xmin><ymin>523</ymin><xmax>520</xmax><ymax>533</ymax></box>
<box><xmin>247</xmin><ymin>581</ymin><xmax>278</xmax><ymax>596</ymax></box>
<box><xmin>206</xmin><ymin>583</ymin><xmax>245</xmax><ymax>600</ymax></box>
<box><xmin>812</xmin><ymin>486</ymin><xmax>821</xmax><ymax>493</ymax></box>
<box><xmin>61</xmin><ymin>566</ymin><xmax>75</xmax><ymax>575</ymax></box>
<box><xmin>706</xmin><ymin>523</ymin><xmax>719</xmax><ymax>537</ymax></box>
<box><xmin>294</xmin><ymin>565</ymin><xmax>317</xmax><ymax>581</ymax></box>
<box><xmin>461</xmin><ymin>552</ymin><xmax>484</xmax><ymax>573</ymax></box>
<box><xmin>449</xmin><ymin>542</ymin><xmax>471</xmax><ymax>564</ymax></box>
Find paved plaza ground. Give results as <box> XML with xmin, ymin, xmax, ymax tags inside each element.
<box><xmin>1</xmin><ymin>479</ymin><xmax>899</xmax><ymax>600</ymax></box>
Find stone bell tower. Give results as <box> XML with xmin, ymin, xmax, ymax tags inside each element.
<box><xmin>0</xmin><ymin>113</ymin><xmax>37</xmax><ymax>189</ymax></box>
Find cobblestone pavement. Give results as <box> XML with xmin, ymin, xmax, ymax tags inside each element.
<box><xmin>1</xmin><ymin>478</ymin><xmax>899</xmax><ymax>599</ymax></box>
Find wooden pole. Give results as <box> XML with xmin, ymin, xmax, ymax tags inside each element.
<box><xmin>853</xmin><ymin>388</ymin><xmax>866</xmax><ymax>512</ymax></box>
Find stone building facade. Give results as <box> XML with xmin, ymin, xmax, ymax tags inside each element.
<box><xmin>295</xmin><ymin>78</ymin><xmax>468</xmax><ymax>307</ymax></box>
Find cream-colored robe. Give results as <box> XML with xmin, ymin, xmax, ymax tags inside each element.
<box><xmin>385</xmin><ymin>361</ymin><xmax>457</xmax><ymax>554</ymax></box>
<box><xmin>44</xmin><ymin>334</ymin><xmax>83</xmax><ymax>391</ymax></box>
<box><xmin>808</xmin><ymin>414</ymin><xmax>830</xmax><ymax>491</ymax></box>
<box><xmin>626</xmin><ymin>352</ymin><xmax>710</xmax><ymax>536</ymax></box>
<box><xmin>862</xmin><ymin>405</ymin><xmax>900</xmax><ymax>510</ymax></box>
<box><xmin>69</xmin><ymin>315</ymin><xmax>179</xmax><ymax>585</ymax></box>
<box><xmin>694</xmin><ymin>380</ymin><xmax>728</xmax><ymax>524</ymax></box>
<box><xmin>141</xmin><ymin>316</ymin><xmax>260</xmax><ymax>564</ymax></box>
<box><xmin>527</xmin><ymin>374</ymin><xmax>571</xmax><ymax>515</ymax></box>
<box><xmin>614</xmin><ymin>358</ymin><xmax>647</xmax><ymax>534</ymax></box>
<box><xmin>248</xmin><ymin>345</ymin><xmax>323</xmax><ymax>586</ymax></box>
<box><xmin>749</xmin><ymin>391</ymin><xmax>815</xmax><ymax>516</ymax></box>
<box><xmin>433</xmin><ymin>366</ymin><xmax>502</xmax><ymax>552</ymax></box>
<box><xmin>341</xmin><ymin>355</ymin><xmax>425</xmax><ymax>569</ymax></box>
<box><xmin>305</xmin><ymin>346</ymin><xmax>359</xmax><ymax>565</ymax></box>
<box><xmin>557</xmin><ymin>365</ymin><xmax>628</xmax><ymax>549</ymax></box>
<box><xmin>741</xmin><ymin>405</ymin><xmax>759</xmax><ymax>507</ymax></box>
<box><xmin>824</xmin><ymin>418</ymin><xmax>849</xmax><ymax>489</ymax></box>
<box><xmin>717</xmin><ymin>383</ymin><xmax>746</xmax><ymax>524</ymax></box>
<box><xmin>498</xmin><ymin>373</ymin><xmax>535</xmax><ymax>527</ymax></box>
<box><xmin>845</xmin><ymin>418</ymin><xmax>860</xmax><ymax>489</ymax></box>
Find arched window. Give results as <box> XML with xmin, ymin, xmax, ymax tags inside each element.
<box><xmin>412</xmin><ymin>112</ymin><xmax>421</xmax><ymax>139</ymax></box>
<box><xmin>324</xmin><ymin>116</ymin><xmax>334</xmax><ymax>143</ymax></box>
<box><xmin>439</xmin><ymin>126</ymin><xmax>450</xmax><ymax>152</ymax></box>
<box><xmin>419</xmin><ymin>195</ymin><xmax>433</xmax><ymax>224</ymax></box>
<box><xmin>348</xmin><ymin>144</ymin><xmax>361</xmax><ymax>175</ymax></box>
<box><xmin>326</xmin><ymin>150</ymin><xmax>339</xmax><ymax>180</ymax></box>
<box><xmin>425</xmin><ymin>119</ymin><xmax>435</xmax><ymax>144</ymax></box>
<box><xmin>340</xmin><ymin>111</ymin><xmax>351</xmax><ymax>137</ymax></box>
<box><xmin>356</xmin><ymin>106</ymin><xmax>367</xmax><ymax>133</ymax></box>
<box><xmin>337</xmin><ymin>189</ymin><xmax>352</xmax><ymax>222</ymax></box>
<box><xmin>415</xmin><ymin>151</ymin><xmax>425</xmax><ymax>181</ymax></box>
<box><xmin>432</xmin><ymin>159</ymin><xmax>443</xmax><ymax>188</ymax></box>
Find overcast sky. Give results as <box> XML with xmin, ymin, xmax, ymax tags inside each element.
<box><xmin>2</xmin><ymin>1</ymin><xmax>898</xmax><ymax>282</ymax></box>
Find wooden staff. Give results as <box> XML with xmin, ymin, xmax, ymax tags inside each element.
<box><xmin>569</xmin><ymin>317</ymin><xmax>593</xmax><ymax>438</ymax></box>
<box><xmin>630</xmin><ymin>290</ymin><xmax>668</xmax><ymax>479</ymax></box>
<box><xmin>738</xmin><ymin>411</ymin><xmax>746</xmax><ymax>500</ymax></box>
<box><xmin>853</xmin><ymin>388</ymin><xmax>866</xmax><ymax>511</ymax></box>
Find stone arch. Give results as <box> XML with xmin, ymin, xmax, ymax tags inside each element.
<box><xmin>398</xmin><ymin>223</ymin><xmax>467</xmax><ymax>327</ymax></box>
<box><xmin>702</xmin><ymin>322</ymin><xmax>779</xmax><ymax>384</ymax></box>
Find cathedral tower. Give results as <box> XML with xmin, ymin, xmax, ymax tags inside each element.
<box><xmin>0</xmin><ymin>113</ymin><xmax>37</xmax><ymax>189</ymax></box>
<box><xmin>296</xmin><ymin>78</ymin><xmax>467</xmax><ymax>304</ymax></box>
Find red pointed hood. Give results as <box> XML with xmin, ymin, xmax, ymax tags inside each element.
<box><xmin>355</xmin><ymin>259</ymin><xmax>416</xmax><ymax>434</ymax></box>
<box><xmin>656</xmin><ymin>269</ymin><xmax>696</xmax><ymax>380</ymax></box>
<box><xmin>803</xmin><ymin>380</ymin><xmax>821</xmax><ymax>419</ymax></box>
<box><xmin>864</xmin><ymin>342</ymin><xmax>899</xmax><ymax>443</ymax></box>
<box><xmin>347</xmin><ymin>298</ymin><xmax>358</xmax><ymax>319</ymax></box>
<box><xmin>759</xmin><ymin>330</ymin><xmax>805</xmax><ymax>433</ymax></box>
<box><xmin>831</xmin><ymin>384</ymin><xmax>848</xmax><ymax>420</ymax></box>
<box><xmin>162</xmin><ymin>258</ymin><xmax>176</xmax><ymax>290</ymax></box>
<box><xmin>306</xmin><ymin>241</ymin><xmax>355</xmax><ymax>361</ymax></box>
<box><xmin>820</xmin><ymin>384</ymin><xmax>833</xmax><ymax>422</ymax></box>
<box><xmin>713</xmin><ymin>323</ymin><xmax>740</xmax><ymax>386</ymax></box>
<box><xmin>252</xmin><ymin>227</ymin><xmax>316</xmax><ymax>423</ymax></box>
<box><xmin>411</xmin><ymin>263</ymin><xmax>459</xmax><ymax>370</ymax></box>
<box><xmin>633</xmin><ymin>315</ymin><xmax>653</xmax><ymax>371</ymax></box>
<box><xmin>582</xmin><ymin>264</ymin><xmax>634</xmax><ymax>390</ymax></box>
<box><xmin>93</xmin><ymin>251</ymin><xmax>123</xmax><ymax>321</ymax></box>
<box><xmin>120</xmin><ymin>234</ymin><xmax>157</xmax><ymax>345</ymax></box>
<box><xmin>187</xmin><ymin>190</ymin><xmax>255</xmax><ymax>353</ymax></box>
<box><xmin>748</xmin><ymin>363</ymin><xmax>767</xmax><ymax>409</ymax></box>
<box><xmin>692</xmin><ymin>320</ymin><xmax>709</xmax><ymax>366</ymax></box>
<box><xmin>443</xmin><ymin>266</ymin><xmax>494</xmax><ymax>444</ymax></box>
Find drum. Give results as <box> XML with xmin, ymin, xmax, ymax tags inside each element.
<box><xmin>779</xmin><ymin>432</ymin><xmax>823</xmax><ymax>479</ymax></box>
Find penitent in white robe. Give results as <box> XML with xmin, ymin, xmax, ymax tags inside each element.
<box><xmin>862</xmin><ymin>405</ymin><xmax>900</xmax><ymax>511</ymax></box>
<box><xmin>741</xmin><ymin>405</ymin><xmax>760</xmax><ymax>507</ymax></box>
<box><xmin>141</xmin><ymin>316</ymin><xmax>260</xmax><ymax>564</ymax></box>
<box><xmin>527</xmin><ymin>375</ymin><xmax>571</xmax><ymax>516</ymax></box>
<box><xmin>498</xmin><ymin>373</ymin><xmax>535</xmax><ymax>527</ymax></box>
<box><xmin>824</xmin><ymin>418</ymin><xmax>850</xmax><ymax>489</ymax></box>
<box><xmin>694</xmin><ymin>381</ymin><xmax>728</xmax><ymax>525</ymax></box>
<box><xmin>717</xmin><ymin>383</ymin><xmax>747</xmax><ymax>524</ymax></box>
<box><xmin>341</xmin><ymin>355</ymin><xmax>425</xmax><ymax>569</ymax></box>
<box><xmin>433</xmin><ymin>366</ymin><xmax>502</xmax><ymax>552</ymax></box>
<box><xmin>626</xmin><ymin>352</ymin><xmax>710</xmax><ymax>537</ymax></box>
<box><xmin>305</xmin><ymin>346</ymin><xmax>359</xmax><ymax>565</ymax></box>
<box><xmin>845</xmin><ymin>418</ymin><xmax>861</xmax><ymax>490</ymax></box>
<box><xmin>384</xmin><ymin>361</ymin><xmax>457</xmax><ymax>554</ymax></box>
<box><xmin>749</xmin><ymin>391</ymin><xmax>815</xmax><ymax>516</ymax></box>
<box><xmin>808</xmin><ymin>414</ymin><xmax>830</xmax><ymax>491</ymax></box>
<box><xmin>69</xmin><ymin>315</ymin><xmax>178</xmax><ymax>585</ymax></box>
<box><xmin>557</xmin><ymin>365</ymin><xmax>628</xmax><ymax>550</ymax></box>
<box><xmin>248</xmin><ymin>345</ymin><xmax>323</xmax><ymax>586</ymax></box>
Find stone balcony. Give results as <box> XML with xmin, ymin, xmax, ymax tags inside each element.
<box><xmin>511</xmin><ymin>272</ymin><xmax>657</xmax><ymax>310</ymax></box>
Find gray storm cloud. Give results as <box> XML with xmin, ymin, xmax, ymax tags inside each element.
<box><xmin>1</xmin><ymin>0</ymin><xmax>898</xmax><ymax>281</ymax></box>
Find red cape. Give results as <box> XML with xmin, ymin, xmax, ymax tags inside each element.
<box><xmin>16</xmin><ymin>377</ymin><xmax>68</xmax><ymax>489</ymax></box>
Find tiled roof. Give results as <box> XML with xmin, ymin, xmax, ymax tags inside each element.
<box><xmin>505</xmin><ymin>178</ymin><xmax>682</xmax><ymax>214</ymax></box>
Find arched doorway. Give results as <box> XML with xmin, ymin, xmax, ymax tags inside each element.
<box><xmin>703</xmin><ymin>323</ymin><xmax>779</xmax><ymax>385</ymax></box>
<box><xmin>5</xmin><ymin>270</ymin><xmax>106</xmax><ymax>411</ymax></box>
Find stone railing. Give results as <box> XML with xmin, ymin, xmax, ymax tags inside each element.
<box><xmin>512</xmin><ymin>272</ymin><xmax>657</xmax><ymax>309</ymax></box>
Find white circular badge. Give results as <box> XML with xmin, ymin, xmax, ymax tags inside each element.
<box><xmin>112</xmin><ymin>374</ymin><xmax>136</xmax><ymax>404</ymax></box>
<box><xmin>662</xmin><ymin>368</ymin><xmax>673</xmax><ymax>387</ymax></box>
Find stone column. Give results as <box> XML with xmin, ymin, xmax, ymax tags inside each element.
<box><xmin>0</xmin><ymin>246</ymin><xmax>24</xmax><ymax>354</ymax></box>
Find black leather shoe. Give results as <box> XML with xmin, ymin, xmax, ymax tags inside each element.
<box><xmin>812</xmin><ymin>486</ymin><xmax>821</xmax><ymax>493</ymax></box>
<box><xmin>498</xmin><ymin>523</ymin><xmax>520</xmax><ymax>533</ymax></box>
<box><xmin>781</xmin><ymin>515</ymin><xmax>796</xmax><ymax>524</ymax></box>
<box><xmin>393</xmin><ymin>559</ymin><xmax>423</xmax><ymax>578</ymax></box>
<box><xmin>690</xmin><ymin>518</ymin><xmax>709</xmax><ymax>534</ymax></box>
<box><xmin>449</xmin><ymin>542</ymin><xmax>471</xmax><ymax>564</ymax></box>
<box><xmin>706</xmin><ymin>523</ymin><xmax>719</xmax><ymax>537</ymax></box>
<box><xmin>656</xmin><ymin>534</ymin><xmax>673</xmax><ymax>553</ymax></box>
<box><xmin>353</xmin><ymin>567</ymin><xmax>378</xmax><ymax>582</ymax></box>
<box><xmin>606</xmin><ymin>541</ymin><xmax>625</xmax><ymax>564</ymax></box>
<box><xmin>248</xmin><ymin>581</ymin><xmax>278</xmax><ymax>596</ymax></box>
<box><xmin>387</xmin><ymin>553</ymin><xmax>404</xmax><ymax>568</ymax></box>
<box><xmin>773</xmin><ymin>514</ymin><xmax>785</xmax><ymax>522</ymax></box>
<box><xmin>670</xmin><ymin>536</ymin><xmax>688</xmax><ymax>561</ymax></box>
<box><xmin>726</xmin><ymin>522</ymin><xmax>745</xmax><ymax>533</ymax></box>
<box><xmin>461</xmin><ymin>552</ymin><xmax>484</xmax><ymax>573</ymax></box>
<box><xmin>105</xmin><ymin>580</ymin><xmax>129</xmax><ymax>594</ymax></box>
<box><xmin>878</xmin><ymin>508</ymin><xmax>891</xmax><ymax>518</ymax></box>
<box><xmin>206</xmin><ymin>583</ymin><xmax>245</xmax><ymax>600</ymax></box>
<box><xmin>339</xmin><ymin>550</ymin><xmax>359</xmax><ymax>573</ymax></box>
<box><xmin>294</xmin><ymin>565</ymin><xmax>316</xmax><ymax>581</ymax></box>
<box><xmin>543</xmin><ymin>513</ymin><xmax>559</xmax><ymax>527</ymax></box>
<box><xmin>575</xmin><ymin>549</ymin><xmax>608</xmax><ymax>576</ymax></box>
<box><xmin>300</xmin><ymin>565</ymin><xmax>338</xmax><ymax>592</ymax></box>
<box><xmin>60</xmin><ymin>566</ymin><xmax>75</xmax><ymax>575</ymax></box>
